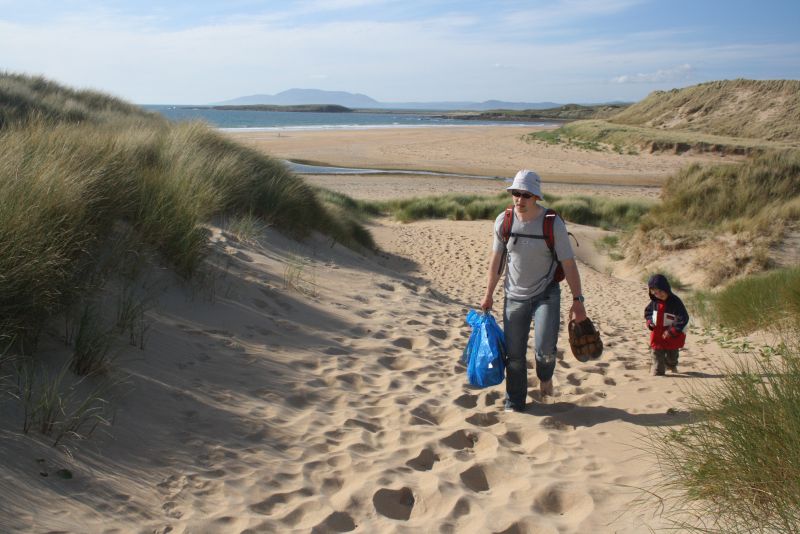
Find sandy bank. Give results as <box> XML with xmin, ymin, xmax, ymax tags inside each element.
<box><xmin>227</xmin><ymin>126</ymin><xmax>725</xmax><ymax>187</ymax></box>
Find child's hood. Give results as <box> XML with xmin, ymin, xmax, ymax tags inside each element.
<box><xmin>647</xmin><ymin>274</ymin><xmax>672</xmax><ymax>295</ymax></box>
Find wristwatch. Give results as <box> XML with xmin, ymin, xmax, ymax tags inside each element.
<box><xmin>573</xmin><ymin>295</ymin><xmax>585</xmax><ymax>303</ymax></box>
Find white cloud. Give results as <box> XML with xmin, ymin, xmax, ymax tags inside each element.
<box><xmin>0</xmin><ymin>5</ymin><xmax>798</xmax><ymax>104</ymax></box>
<box><xmin>612</xmin><ymin>64</ymin><xmax>694</xmax><ymax>83</ymax></box>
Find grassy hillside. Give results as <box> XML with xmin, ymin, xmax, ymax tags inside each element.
<box><xmin>525</xmin><ymin>80</ymin><xmax>800</xmax><ymax>155</ymax></box>
<box><xmin>528</xmin><ymin>119</ymin><xmax>793</xmax><ymax>155</ymax></box>
<box><xmin>609</xmin><ymin>79</ymin><xmax>800</xmax><ymax>143</ymax></box>
<box><xmin>0</xmin><ymin>71</ymin><xmax>155</xmax><ymax>127</ymax></box>
<box><xmin>0</xmin><ymin>72</ymin><xmax>373</xmax><ymax>354</ymax></box>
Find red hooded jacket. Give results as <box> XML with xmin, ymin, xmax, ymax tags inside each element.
<box><xmin>644</xmin><ymin>274</ymin><xmax>689</xmax><ymax>350</ymax></box>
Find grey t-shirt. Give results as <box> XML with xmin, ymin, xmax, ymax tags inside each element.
<box><xmin>492</xmin><ymin>207</ymin><xmax>575</xmax><ymax>300</ymax></box>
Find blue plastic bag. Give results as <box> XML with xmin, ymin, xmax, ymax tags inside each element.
<box><xmin>462</xmin><ymin>309</ymin><xmax>506</xmax><ymax>388</ymax></box>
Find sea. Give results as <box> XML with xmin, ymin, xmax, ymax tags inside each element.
<box><xmin>143</xmin><ymin>105</ymin><xmax>557</xmax><ymax>131</ymax></box>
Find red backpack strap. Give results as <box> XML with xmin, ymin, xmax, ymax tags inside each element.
<box><xmin>543</xmin><ymin>208</ymin><xmax>567</xmax><ymax>282</ymax></box>
<box><xmin>501</xmin><ymin>206</ymin><xmax>514</xmax><ymax>244</ymax></box>
<box><xmin>543</xmin><ymin>208</ymin><xmax>557</xmax><ymax>254</ymax></box>
<box><xmin>497</xmin><ymin>206</ymin><xmax>514</xmax><ymax>275</ymax></box>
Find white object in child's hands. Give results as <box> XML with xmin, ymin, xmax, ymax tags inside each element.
<box><xmin>652</xmin><ymin>310</ymin><xmax>677</xmax><ymax>327</ymax></box>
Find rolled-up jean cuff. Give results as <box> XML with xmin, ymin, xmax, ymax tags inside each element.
<box><xmin>535</xmin><ymin>352</ymin><xmax>557</xmax><ymax>381</ymax></box>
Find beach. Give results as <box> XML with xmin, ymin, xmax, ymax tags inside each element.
<box><xmin>2</xmin><ymin>125</ymin><xmax>736</xmax><ymax>532</ymax></box>
<box><xmin>228</xmin><ymin>125</ymin><xmax>724</xmax><ymax>186</ymax></box>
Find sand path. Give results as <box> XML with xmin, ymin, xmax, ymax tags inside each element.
<box><xmin>1</xmin><ymin>215</ymin><xmax>729</xmax><ymax>533</ymax></box>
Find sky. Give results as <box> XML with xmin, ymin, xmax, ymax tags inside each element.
<box><xmin>1</xmin><ymin>0</ymin><xmax>799</xmax><ymax>105</ymax></box>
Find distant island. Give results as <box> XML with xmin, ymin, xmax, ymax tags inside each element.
<box><xmin>211</xmin><ymin>104</ymin><xmax>352</xmax><ymax>113</ymax></box>
<box><xmin>205</xmin><ymin>102</ymin><xmax>624</xmax><ymax>122</ymax></box>
<box><xmin>213</xmin><ymin>88</ymin><xmax>572</xmax><ymax>111</ymax></box>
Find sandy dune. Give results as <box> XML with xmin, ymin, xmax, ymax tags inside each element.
<box><xmin>0</xmin><ymin>127</ymin><xmax>736</xmax><ymax>533</ymax></box>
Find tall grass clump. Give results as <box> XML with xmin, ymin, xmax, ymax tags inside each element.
<box><xmin>549</xmin><ymin>196</ymin><xmax>654</xmax><ymax>229</ymax></box>
<box><xmin>649</xmin><ymin>335</ymin><xmax>800</xmax><ymax>533</ymax></box>
<box><xmin>313</xmin><ymin>188</ymin><xmax>381</xmax><ymax>249</ymax></box>
<box><xmin>643</xmin><ymin>150</ymin><xmax>800</xmax><ymax>236</ymax></box>
<box><xmin>0</xmin><ymin>121</ymin><xmax>142</xmax><ymax>343</ymax></box>
<box><xmin>380</xmin><ymin>192</ymin><xmax>510</xmax><ymax>223</ymax></box>
<box><xmin>13</xmin><ymin>359</ymin><xmax>114</xmax><ymax>447</ymax></box>
<box><xmin>691</xmin><ymin>267</ymin><xmax>800</xmax><ymax>334</ymax></box>
<box><xmin>0</xmin><ymin>72</ymin><xmax>374</xmax><ymax>355</ymax></box>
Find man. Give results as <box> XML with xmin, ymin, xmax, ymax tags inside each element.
<box><xmin>480</xmin><ymin>169</ymin><xmax>586</xmax><ymax>412</ymax></box>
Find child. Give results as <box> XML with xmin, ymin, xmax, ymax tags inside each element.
<box><xmin>644</xmin><ymin>274</ymin><xmax>689</xmax><ymax>375</ymax></box>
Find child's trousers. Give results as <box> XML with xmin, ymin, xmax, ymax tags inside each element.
<box><xmin>651</xmin><ymin>349</ymin><xmax>679</xmax><ymax>375</ymax></box>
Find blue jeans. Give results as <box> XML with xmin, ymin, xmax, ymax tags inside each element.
<box><xmin>503</xmin><ymin>282</ymin><xmax>561</xmax><ymax>408</ymax></box>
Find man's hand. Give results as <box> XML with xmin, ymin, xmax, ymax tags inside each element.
<box><xmin>570</xmin><ymin>300</ymin><xmax>587</xmax><ymax>323</ymax></box>
<box><xmin>480</xmin><ymin>294</ymin><xmax>493</xmax><ymax>312</ymax></box>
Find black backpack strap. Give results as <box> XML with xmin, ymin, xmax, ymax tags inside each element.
<box><xmin>509</xmin><ymin>232</ymin><xmax>545</xmax><ymax>242</ymax></box>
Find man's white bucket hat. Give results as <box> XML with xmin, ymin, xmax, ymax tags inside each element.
<box><xmin>507</xmin><ymin>169</ymin><xmax>542</xmax><ymax>198</ymax></box>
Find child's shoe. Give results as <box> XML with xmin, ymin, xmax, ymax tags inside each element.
<box><xmin>667</xmin><ymin>365</ymin><xmax>678</xmax><ymax>373</ymax></box>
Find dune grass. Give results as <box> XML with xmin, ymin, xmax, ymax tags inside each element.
<box><xmin>643</xmin><ymin>149</ymin><xmax>800</xmax><ymax>236</ymax></box>
<box><xmin>374</xmin><ymin>191</ymin><xmax>654</xmax><ymax>230</ymax></box>
<box><xmin>690</xmin><ymin>267</ymin><xmax>800</xmax><ymax>335</ymax></box>
<box><xmin>526</xmin><ymin>120</ymin><xmax>791</xmax><ymax>156</ymax></box>
<box><xmin>0</xmin><ymin>72</ymin><xmax>374</xmax><ymax>365</ymax></box>
<box><xmin>0</xmin><ymin>71</ymin><xmax>156</xmax><ymax>127</ymax></box>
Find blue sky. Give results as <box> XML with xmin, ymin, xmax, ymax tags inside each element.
<box><xmin>1</xmin><ymin>0</ymin><xmax>798</xmax><ymax>104</ymax></box>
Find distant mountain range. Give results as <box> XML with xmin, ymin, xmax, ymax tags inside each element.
<box><xmin>214</xmin><ymin>88</ymin><xmax>566</xmax><ymax>111</ymax></box>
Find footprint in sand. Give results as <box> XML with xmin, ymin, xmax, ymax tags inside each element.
<box><xmin>313</xmin><ymin>511</ymin><xmax>357</xmax><ymax>532</ymax></box>
<box><xmin>392</xmin><ymin>336</ymin><xmax>430</xmax><ymax>350</ymax></box>
<box><xmin>406</xmin><ymin>448</ymin><xmax>439</xmax><ymax>471</ymax></box>
<box><xmin>440</xmin><ymin>429</ymin><xmax>478</xmax><ymax>450</ymax></box>
<box><xmin>344</xmin><ymin>418</ymin><xmax>381</xmax><ymax>434</ymax></box>
<box><xmin>454</xmin><ymin>393</ymin><xmax>478</xmax><ymax>409</ymax></box>
<box><xmin>460</xmin><ymin>464</ymin><xmax>490</xmax><ymax>492</ymax></box>
<box><xmin>448</xmin><ymin>497</ymin><xmax>471</xmax><ymax>520</ymax></box>
<box><xmin>372</xmin><ymin>487</ymin><xmax>415</xmax><ymax>521</ymax></box>
<box><xmin>566</xmin><ymin>372</ymin><xmax>587</xmax><ymax>386</ymax></box>
<box><xmin>409</xmin><ymin>404</ymin><xmax>444</xmax><ymax>426</ymax></box>
<box><xmin>484</xmin><ymin>390</ymin><xmax>503</xmax><ymax>407</ymax></box>
<box><xmin>427</xmin><ymin>328</ymin><xmax>448</xmax><ymax>340</ymax></box>
<box><xmin>378</xmin><ymin>355</ymin><xmax>414</xmax><ymax>371</ymax></box>
<box><xmin>465</xmin><ymin>412</ymin><xmax>500</xmax><ymax>427</ymax></box>
<box><xmin>532</xmin><ymin>483</ymin><xmax>595</xmax><ymax>521</ymax></box>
